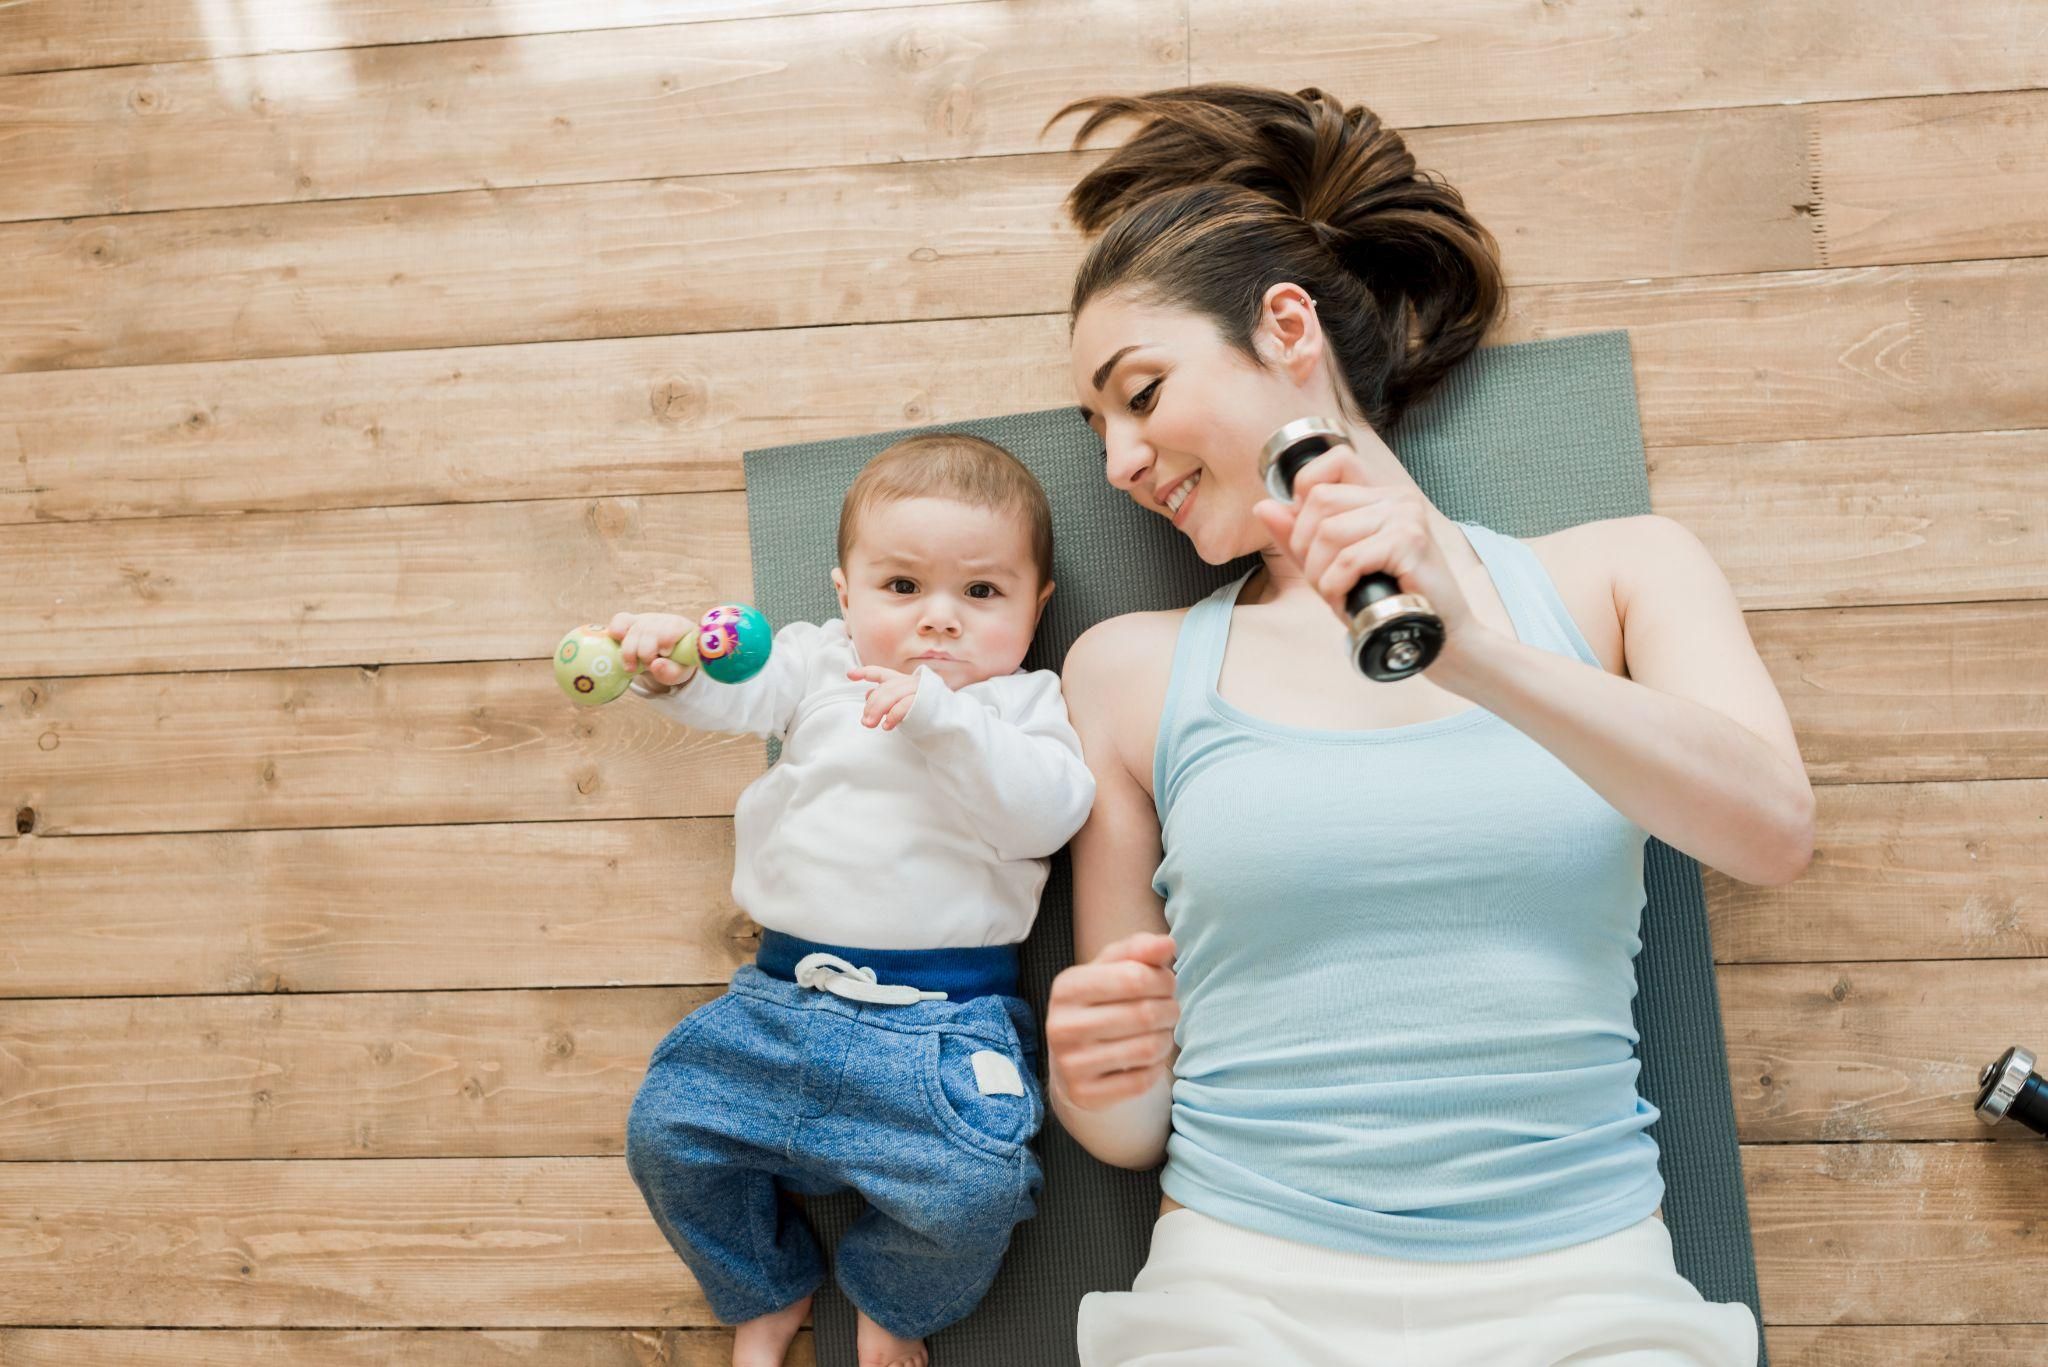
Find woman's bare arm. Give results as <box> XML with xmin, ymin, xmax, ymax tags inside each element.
<box><xmin>1434</xmin><ymin>515</ymin><xmax>1815</xmax><ymax>885</ymax></box>
<box><xmin>1045</xmin><ymin>615</ymin><xmax>1181</xmax><ymax>1171</ymax></box>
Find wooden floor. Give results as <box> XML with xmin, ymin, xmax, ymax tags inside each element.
<box><xmin>2</xmin><ymin>2</ymin><xmax>2045</xmax><ymax>1363</ymax></box>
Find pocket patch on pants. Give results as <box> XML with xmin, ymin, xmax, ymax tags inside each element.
<box><xmin>970</xmin><ymin>1049</ymin><xmax>1025</xmax><ymax>1096</ymax></box>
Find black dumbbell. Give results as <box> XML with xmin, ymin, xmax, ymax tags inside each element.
<box><xmin>1259</xmin><ymin>417</ymin><xmax>1445</xmax><ymax>682</ymax></box>
<box><xmin>1974</xmin><ymin>1045</ymin><xmax>2047</xmax><ymax>1137</ymax></box>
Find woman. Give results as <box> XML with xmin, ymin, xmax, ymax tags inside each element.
<box><xmin>1039</xmin><ymin>85</ymin><xmax>1811</xmax><ymax>1366</ymax></box>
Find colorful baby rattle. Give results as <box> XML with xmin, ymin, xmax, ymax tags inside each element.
<box><xmin>553</xmin><ymin>603</ymin><xmax>773</xmax><ymax>707</ymax></box>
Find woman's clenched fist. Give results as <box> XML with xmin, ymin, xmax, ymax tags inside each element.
<box><xmin>1045</xmin><ymin>932</ymin><xmax>1181</xmax><ymax>1110</ymax></box>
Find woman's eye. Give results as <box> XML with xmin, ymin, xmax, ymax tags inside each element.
<box><xmin>1129</xmin><ymin>378</ymin><xmax>1161</xmax><ymax>413</ymax></box>
<box><xmin>888</xmin><ymin>578</ymin><xmax>916</xmax><ymax>594</ymax></box>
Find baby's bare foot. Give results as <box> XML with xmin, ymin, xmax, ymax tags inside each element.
<box><xmin>854</xmin><ymin>1306</ymin><xmax>929</xmax><ymax>1367</ymax></box>
<box><xmin>731</xmin><ymin>1290</ymin><xmax>811</xmax><ymax>1367</ymax></box>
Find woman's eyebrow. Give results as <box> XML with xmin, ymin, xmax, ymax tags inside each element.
<box><xmin>1077</xmin><ymin>344</ymin><xmax>1148</xmax><ymax>424</ymax></box>
<box><xmin>1093</xmin><ymin>344</ymin><xmax>1143</xmax><ymax>391</ymax></box>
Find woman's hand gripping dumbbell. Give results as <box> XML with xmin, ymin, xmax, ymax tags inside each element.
<box><xmin>1256</xmin><ymin>417</ymin><xmax>1447</xmax><ymax>682</ymax></box>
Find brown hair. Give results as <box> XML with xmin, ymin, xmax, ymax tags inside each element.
<box><xmin>1043</xmin><ymin>83</ymin><xmax>1504</xmax><ymax>433</ymax></box>
<box><xmin>838</xmin><ymin>433</ymin><xmax>1055</xmax><ymax>586</ymax></box>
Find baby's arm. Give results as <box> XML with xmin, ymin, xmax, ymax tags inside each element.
<box><xmin>629</xmin><ymin>619</ymin><xmax>823</xmax><ymax>738</ymax></box>
<box><xmin>892</xmin><ymin>668</ymin><xmax>1097</xmax><ymax>860</ymax></box>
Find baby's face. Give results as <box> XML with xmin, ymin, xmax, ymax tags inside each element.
<box><xmin>831</xmin><ymin>496</ymin><xmax>1053</xmax><ymax>689</ymax></box>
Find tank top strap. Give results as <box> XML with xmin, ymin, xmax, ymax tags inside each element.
<box><xmin>1458</xmin><ymin>521</ymin><xmax>1602</xmax><ymax>669</ymax></box>
<box><xmin>1151</xmin><ymin>570</ymin><xmax>1253</xmax><ymax>814</ymax></box>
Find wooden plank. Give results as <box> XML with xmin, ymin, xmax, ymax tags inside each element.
<box><xmin>1191</xmin><ymin>0</ymin><xmax>2048</xmax><ymax>127</ymax></box>
<box><xmin>0</xmin><ymin>314</ymin><xmax>1073</xmax><ymax>525</ymax></box>
<box><xmin>1747</xmin><ymin>1142</ymin><xmax>2048</xmax><ymax>1326</ymax></box>
<box><xmin>1749</xmin><ymin>600</ymin><xmax>2048</xmax><ymax>786</ymax></box>
<box><xmin>0</xmin><ymin>985</ymin><xmax>720</xmax><ymax>1161</ymax></box>
<box><xmin>7</xmin><ymin>42</ymin><xmax>1868</xmax><ymax>287</ymax></box>
<box><xmin>0</xmin><ymin>658</ymin><xmax>768</xmax><ymax>839</ymax></box>
<box><xmin>1654</xmin><ymin>429</ymin><xmax>2048</xmax><ymax>611</ymax></box>
<box><xmin>0</xmin><ymin>492</ymin><xmax>752</xmax><ymax>676</ymax></box>
<box><xmin>1707</xmin><ymin>779</ymin><xmax>2048</xmax><ymax>964</ymax></box>
<box><xmin>16</xmin><ymin>120</ymin><xmax>2048</xmax><ymax>375</ymax></box>
<box><xmin>1506</xmin><ymin>258</ymin><xmax>2048</xmax><ymax>448</ymax></box>
<box><xmin>0</xmin><ymin>819</ymin><xmax>753</xmax><ymax>999</ymax></box>
<box><xmin>0</xmin><ymin>1157</ymin><xmax>717</xmax><ymax>1326</ymax></box>
<box><xmin>0</xmin><ymin>0</ymin><xmax>970</xmax><ymax>76</ymax></box>
<box><xmin>1405</xmin><ymin>102</ymin><xmax>1815</xmax><ymax>287</ymax></box>
<box><xmin>0</xmin><ymin>1330</ymin><xmax>819</xmax><ymax>1366</ymax></box>
<box><xmin>0</xmin><ymin>153</ymin><xmax>1091</xmax><ymax>374</ymax></box>
<box><xmin>0</xmin><ymin>0</ymin><xmax>1183</xmax><ymax>221</ymax></box>
<box><xmin>1722</xmin><ymin>959</ymin><xmax>2045</xmax><ymax>1143</ymax></box>
<box><xmin>1816</xmin><ymin>91</ymin><xmax>2048</xmax><ymax>269</ymax></box>
<box><xmin>16</xmin><ymin>22</ymin><xmax>2043</xmax><ymax>269</ymax></box>
<box><xmin>1766</xmin><ymin>1326</ymin><xmax>2048</xmax><ymax>1366</ymax></box>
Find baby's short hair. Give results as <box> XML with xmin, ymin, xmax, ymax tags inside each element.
<box><xmin>837</xmin><ymin>433</ymin><xmax>1054</xmax><ymax>586</ymax></box>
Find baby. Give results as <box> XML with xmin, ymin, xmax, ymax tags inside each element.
<box><xmin>615</xmin><ymin>433</ymin><xmax>1096</xmax><ymax>1367</ymax></box>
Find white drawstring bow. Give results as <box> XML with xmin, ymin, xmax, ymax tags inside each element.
<box><xmin>792</xmin><ymin>952</ymin><xmax>949</xmax><ymax>1006</ymax></box>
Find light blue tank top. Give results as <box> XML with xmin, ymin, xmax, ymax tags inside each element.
<box><xmin>1151</xmin><ymin>520</ymin><xmax>1664</xmax><ymax>1261</ymax></box>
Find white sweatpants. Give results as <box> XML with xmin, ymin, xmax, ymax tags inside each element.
<box><xmin>1077</xmin><ymin>1207</ymin><xmax>1757</xmax><ymax>1367</ymax></box>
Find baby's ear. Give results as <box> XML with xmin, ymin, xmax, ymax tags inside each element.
<box><xmin>1035</xmin><ymin>578</ymin><xmax>1055</xmax><ymax>619</ymax></box>
<box><xmin>830</xmin><ymin>566</ymin><xmax>850</xmax><ymax>612</ymax></box>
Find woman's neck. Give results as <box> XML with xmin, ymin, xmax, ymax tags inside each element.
<box><xmin>1246</xmin><ymin>504</ymin><xmax>1469</xmax><ymax>609</ymax></box>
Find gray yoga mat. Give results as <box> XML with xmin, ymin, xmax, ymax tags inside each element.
<box><xmin>740</xmin><ymin>328</ymin><xmax>1765</xmax><ymax>1366</ymax></box>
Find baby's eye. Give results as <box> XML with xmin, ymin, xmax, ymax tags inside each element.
<box><xmin>887</xmin><ymin>578</ymin><xmax>917</xmax><ymax>594</ymax></box>
<box><xmin>967</xmin><ymin>583</ymin><xmax>998</xmax><ymax>600</ymax></box>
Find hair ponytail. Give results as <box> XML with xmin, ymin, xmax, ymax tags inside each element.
<box><xmin>1043</xmin><ymin>84</ymin><xmax>1504</xmax><ymax>432</ymax></box>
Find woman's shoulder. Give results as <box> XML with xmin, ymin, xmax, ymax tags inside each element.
<box><xmin>1060</xmin><ymin>606</ymin><xmax>1188</xmax><ymax>725</ymax></box>
<box><xmin>1060</xmin><ymin>607</ymin><xmax>1190</xmax><ymax>793</ymax></box>
<box><xmin>1517</xmin><ymin>513</ymin><xmax>1686</xmax><ymax>677</ymax></box>
<box><xmin>1062</xmin><ymin>606</ymin><xmax>1190</xmax><ymax>682</ymax></box>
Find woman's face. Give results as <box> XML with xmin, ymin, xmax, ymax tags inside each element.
<box><xmin>1070</xmin><ymin>285</ymin><xmax>1345</xmax><ymax>565</ymax></box>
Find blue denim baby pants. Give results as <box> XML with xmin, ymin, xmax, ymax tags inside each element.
<box><xmin>624</xmin><ymin>929</ymin><xmax>1046</xmax><ymax>1340</ymax></box>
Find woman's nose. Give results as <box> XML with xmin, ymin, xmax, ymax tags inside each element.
<box><xmin>1103</xmin><ymin>427</ymin><xmax>1153</xmax><ymax>493</ymax></box>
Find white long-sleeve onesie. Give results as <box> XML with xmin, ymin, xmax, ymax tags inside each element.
<box><xmin>631</xmin><ymin>617</ymin><xmax>1096</xmax><ymax>949</ymax></box>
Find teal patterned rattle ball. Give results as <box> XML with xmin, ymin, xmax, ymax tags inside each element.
<box><xmin>695</xmin><ymin>603</ymin><xmax>773</xmax><ymax>683</ymax></box>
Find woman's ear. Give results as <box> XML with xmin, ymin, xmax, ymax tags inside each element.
<box><xmin>1257</xmin><ymin>282</ymin><xmax>1323</xmax><ymax>384</ymax></box>
<box><xmin>831</xmin><ymin>566</ymin><xmax>850</xmax><ymax>613</ymax></box>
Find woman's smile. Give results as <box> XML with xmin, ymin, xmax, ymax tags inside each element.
<box><xmin>1166</xmin><ymin>470</ymin><xmax>1201</xmax><ymax>526</ymax></box>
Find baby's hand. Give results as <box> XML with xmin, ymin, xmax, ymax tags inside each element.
<box><xmin>847</xmin><ymin>664</ymin><xmax>921</xmax><ymax>730</ymax></box>
<box><xmin>607</xmin><ymin>610</ymin><xmax>697</xmax><ymax>688</ymax></box>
